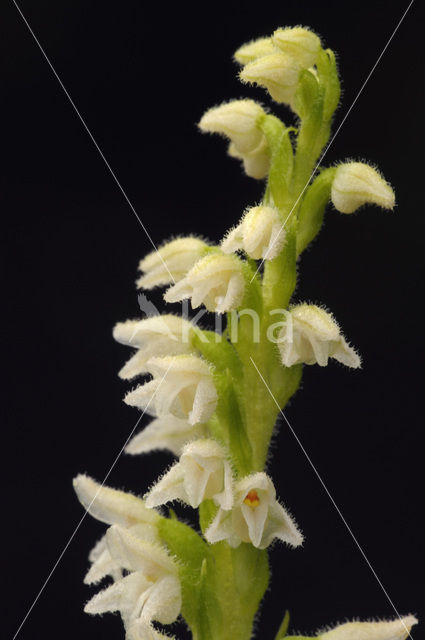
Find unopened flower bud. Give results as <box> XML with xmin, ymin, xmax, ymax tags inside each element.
<box><xmin>222</xmin><ymin>205</ymin><xmax>285</xmax><ymax>260</ymax></box>
<box><xmin>228</xmin><ymin>139</ymin><xmax>270</xmax><ymax>180</ymax></box>
<box><xmin>319</xmin><ymin>615</ymin><xmax>418</xmax><ymax>640</ymax></box>
<box><xmin>331</xmin><ymin>162</ymin><xmax>395</xmax><ymax>214</ymax></box>
<box><xmin>234</xmin><ymin>37</ymin><xmax>277</xmax><ymax>65</ymax></box>
<box><xmin>273</xmin><ymin>27</ymin><xmax>321</xmax><ymax>69</ymax></box>
<box><xmin>239</xmin><ymin>53</ymin><xmax>300</xmax><ymax>105</ymax></box>
<box><xmin>199</xmin><ymin>100</ymin><xmax>266</xmax><ymax>154</ymax></box>
<box><xmin>137</xmin><ymin>237</ymin><xmax>208</xmax><ymax>290</ymax></box>
<box><xmin>164</xmin><ymin>253</ymin><xmax>246</xmax><ymax>314</ymax></box>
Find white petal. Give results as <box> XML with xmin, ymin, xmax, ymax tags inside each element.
<box><xmin>106</xmin><ymin>526</ymin><xmax>176</xmax><ymax>578</ymax></box>
<box><xmin>221</xmin><ymin>224</ymin><xmax>244</xmax><ymax>254</ymax></box>
<box><xmin>85</xmin><ymin>546</ymin><xmax>122</xmax><ymax>585</ymax></box>
<box><xmin>145</xmin><ymin>464</ymin><xmax>186</xmax><ymax>508</ymax></box>
<box><xmin>125</xmin><ymin>415</ymin><xmax>208</xmax><ymax>457</ymax></box>
<box><xmin>137</xmin><ymin>575</ymin><xmax>181</xmax><ymax>625</ymax></box>
<box><xmin>73</xmin><ymin>475</ymin><xmax>159</xmax><ymax>526</ymax></box>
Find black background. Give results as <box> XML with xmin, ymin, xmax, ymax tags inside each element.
<box><xmin>2</xmin><ymin>1</ymin><xmax>423</xmax><ymax>639</ymax></box>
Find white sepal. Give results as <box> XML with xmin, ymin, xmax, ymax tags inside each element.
<box><xmin>198</xmin><ymin>99</ymin><xmax>266</xmax><ymax>154</ymax></box>
<box><xmin>164</xmin><ymin>253</ymin><xmax>245</xmax><ymax>313</ymax></box>
<box><xmin>222</xmin><ymin>205</ymin><xmax>285</xmax><ymax>260</ymax></box>
<box><xmin>73</xmin><ymin>475</ymin><xmax>159</xmax><ymax>527</ymax></box>
<box><xmin>145</xmin><ymin>439</ymin><xmax>233</xmax><ymax>509</ymax></box>
<box><xmin>113</xmin><ymin>315</ymin><xmax>195</xmax><ymax>380</ymax></box>
<box><xmin>228</xmin><ymin>139</ymin><xmax>270</xmax><ymax>179</ymax></box>
<box><xmin>124</xmin><ymin>355</ymin><xmax>218</xmax><ymax>425</ymax></box>
<box><xmin>331</xmin><ymin>162</ymin><xmax>395</xmax><ymax>214</ymax></box>
<box><xmin>137</xmin><ymin>237</ymin><xmax>208</xmax><ymax>290</ymax></box>
<box><xmin>272</xmin><ymin>27</ymin><xmax>321</xmax><ymax>69</ymax></box>
<box><xmin>205</xmin><ymin>472</ymin><xmax>303</xmax><ymax>549</ymax></box>
<box><xmin>234</xmin><ymin>37</ymin><xmax>277</xmax><ymax>65</ymax></box>
<box><xmin>277</xmin><ymin>304</ymin><xmax>361</xmax><ymax>368</ymax></box>
<box><xmin>125</xmin><ymin>415</ymin><xmax>209</xmax><ymax>457</ymax></box>
<box><xmin>319</xmin><ymin>615</ymin><xmax>418</xmax><ymax>640</ymax></box>
<box><xmin>239</xmin><ymin>53</ymin><xmax>300</xmax><ymax>105</ymax></box>
<box><xmin>127</xmin><ymin>620</ymin><xmax>176</xmax><ymax>640</ymax></box>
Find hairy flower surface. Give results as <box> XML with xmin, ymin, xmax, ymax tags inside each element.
<box><xmin>113</xmin><ymin>315</ymin><xmax>195</xmax><ymax>380</ymax></box>
<box><xmin>318</xmin><ymin>616</ymin><xmax>418</xmax><ymax>640</ymax></box>
<box><xmin>205</xmin><ymin>472</ymin><xmax>303</xmax><ymax>549</ymax></box>
<box><xmin>125</xmin><ymin>355</ymin><xmax>218</xmax><ymax>425</ymax></box>
<box><xmin>222</xmin><ymin>205</ymin><xmax>285</xmax><ymax>260</ymax></box>
<box><xmin>227</xmin><ymin>138</ymin><xmax>270</xmax><ymax>179</ymax></box>
<box><xmin>199</xmin><ymin>99</ymin><xmax>267</xmax><ymax>154</ymax></box>
<box><xmin>331</xmin><ymin>162</ymin><xmax>395</xmax><ymax>214</ymax></box>
<box><xmin>234</xmin><ymin>37</ymin><xmax>276</xmax><ymax>65</ymax></box>
<box><xmin>137</xmin><ymin>237</ymin><xmax>208</xmax><ymax>290</ymax></box>
<box><xmin>272</xmin><ymin>26</ymin><xmax>321</xmax><ymax>68</ymax></box>
<box><xmin>164</xmin><ymin>253</ymin><xmax>245</xmax><ymax>313</ymax></box>
<box><xmin>125</xmin><ymin>414</ymin><xmax>209</xmax><ymax>457</ymax></box>
<box><xmin>240</xmin><ymin>53</ymin><xmax>300</xmax><ymax>105</ymax></box>
<box><xmin>146</xmin><ymin>439</ymin><xmax>233</xmax><ymax>509</ymax></box>
<box><xmin>278</xmin><ymin>304</ymin><xmax>361</xmax><ymax>368</ymax></box>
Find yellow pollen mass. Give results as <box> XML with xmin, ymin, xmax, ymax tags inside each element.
<box><xmin>243</xmin><ymin>489</ymin><xmax>260</xmax><ymax>507</ymax></box>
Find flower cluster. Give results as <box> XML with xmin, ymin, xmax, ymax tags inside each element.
<box><xmin>73</xmin><ymin>23</ymin><xmax>415</xmax><ymax>640</ymax></box>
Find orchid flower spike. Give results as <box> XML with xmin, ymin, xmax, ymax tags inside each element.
<box><xmin>164</xmin><ymin>253</ymin><xmax>246</xmax><ymax>313</ymax></box>
<box><xmin>145</xmin><ymin>439</ymin><xmax>234</xmax><ymax>509</ymax></box>
<box><xmin>205</xmin><ymin>472</ymin><xmax>303</xmax><ymax>549</ymax></box>
<box><xmin>113</xmin><ymin>314</ymin><xmax>196</xmax><ymax>380</ymax></box>
<box><xmin>137</xmin><ymin>237</ymin><xmax>208</xmax><ymax>290</ymax></box>
<box><xmin>124</xmin><ymin>354</ymin><xmax>218</xmax><ymax>425</ymax></box>
<box><xmin>222</xmin><ymin>205</ymin><xmax>285</xmax><ymax>260</ymax></box>
<box><xmin>278</xmin><ymin>304</ymin><xmax>361</xmax><ymax>368</ymax></box>
<box><xmin>331</xmin><ymin>162</ymin><xmax>395</xmax><ymax>214</ymax></box>
<box><xmin>125</xmin><ymin>414</ymin><xmax>209</xmax><ymax>457</ymax></box>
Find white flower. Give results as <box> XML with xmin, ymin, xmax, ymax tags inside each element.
<box><xmin>145</xmin><ymin>439</ymin><xmax>233</xmax><ymax>509</ymax></box>
<box><xmin>125</xmin><ymin>414</ymin><xmax>209</xmax><ymax>457</ymax></box>
<box><xmin>272</xmin><ymin>27</ymin><xmax>321</xmax><ymax>69</ymax></box>
<box><xmin>125</xmin><ymin>355</ymin><xmax>218</xmax><ymax>425</ymax></box>
<box><xmin>222</xmin><ymin>205</ymin><xmax>285</xmax><ymax>260</ymax></box>
<box><xmin>239</xmin><ymin>53</ymin><xmax>300</xmax><ymax>105</ymax></box>
<box><xmin>73</xmin><ymin>475</ymin><xmax>160</xmax><ymax>585</ymax></box>
<box><xmin>205</xmin><ymin>472</ymin><xmax>303</xmax><ymax>549</ymax></box>
<box><xmin>198</xmin><ymin>99</ymin><xmax>266</xmax><ymax>154</ymax></box>
<box><xmin>164</xmin><ymin>253</ymin><xmax>245</xmax><ymax>313</ymax></box>
<box><xmin>318</xmin><ymin>616</ymin><xmax>418</xmax><ymax>640</ymax></box>
<box><xmin>277</xmin><ymin>304</ymin><xmax>361</xmax><ymax>368</ymax></box>
<box><xmin>113</xmin><ymin>315</ymin><xmax>195</xmax><ymax>380</ymax></box>
<box><xmin>137</xmin><ymin>237</ymin><xmax>208</xmax><ymax>290</ymax></box>
<box><xmin>85</xmin><ymin>525</ymin><xmax>181</xmax><ymax>631</ymax></box>
<box><xmin>331</xmin><ymin>162</ymin><xmax>395</xmax><ymax>214</ymax></box>
<box><xmin>228</xmin><ymin>138</ymin><xmax>270</xmax><ymax>179</ymax></box>
<box><xmin>234</xmin><ymin>37</ymin><xmax>277</xmax><ymax>65</ymax></box>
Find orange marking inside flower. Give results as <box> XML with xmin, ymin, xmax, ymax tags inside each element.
<box><xmin>243</xmin><ymin>489</ymin><xmax>260</xmax><ymax>507</ymax></box>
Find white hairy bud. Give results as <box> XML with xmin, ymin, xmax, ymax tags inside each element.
<box><xmin>124</xmin><ymin>355</ymin><xmax>218</xmax><ymax>425</ymax></box>
<box><xmin>164</xmin><ymin>253</ymin><xmax>245</xmax><ymax>313</ymax></box>
<box><xmin>228</xmin><ymin>139</ymin><xmax>270</xmax><ymax>179</ymax></box>
<box><xmin>239</xmin><ymin>53</ymin><xmax>300</xmax><ymax>105</ymax></box>
<box><xmin>222</xmin><ymin>205</ymin><xmax>285</xmax><ymax>260</ymax></box>
<box><xmin>331</xmin><ymin>162</ymin><xmax>395</xmax><ymax>214</ymax></box>
<box><xmin>273</xmin><ymin>26</ymin><xmax>321</xmax><ymax>69</ymax></box>
<box><xmin>278</xmin><ymin>304</ymin><xmax>361</xmax><ymax>368</ymax></box>
<box><xmin>234</xmin><ymin>37</ymin><xmax>277</xmax><ymax>65</ymax></box>
<box><xmin>137</xmin><ymin>237</ymin><xmax>208</xmax><ymax>289</ymax></box>
<box><xmin>198</xmin><ymin>99</ymin><xmax>266</xmax><ymax>154</ymax></box>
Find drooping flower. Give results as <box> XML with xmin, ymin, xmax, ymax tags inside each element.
<box><xmin>205</xmin><ymin>472</ymin><xmax>303</xmax><ymax>549</ymax></box>
<box><xmin>331</xmin><ymin>162</ymin><xmax>395</xmax><ymax>214</ymax></box>
<box><xmin>124</xmin><ymin>355</ymin><xmax>218</xmax><ymax>425</ymax></box>
<box><xmin>113</xmin><ymin>315</ymin><xmax>196</xmax><ymax>380</ymax></box>
<box><xmin>145</xmin><ymin>439</ymin><xmax>233</xmax><ymax>509</ymax></box>
<box><xmin>277</xmin><ymin>304</ymin><xmax>361</xmax><ymax>368</ymax></box>
<box><xmin>73</xmin><ymin>475</ymin><xmax>160</xmax><ymax>584</ymax></box>
<box><xmin>317</xmin><ymin>615</ymin><xmax>418</xmax><ymax>640</ymax></box>
<box><xmin>272</xmin><ymin>26</ymin><xmax>321</xmax><ymax>69</ymax></box>
<box><xmin>239</xmin><ymin>53</ymin><xmax>301</xmax><ymax>105</ymax></box>
<box><xmin>137</xmin><ymin>237</ymin><xmax>208</xmax><ymax>290</ymax></box>
<box><xmin>164</xmin><ymin>253</ymin><xmax>245</xmax><ymax>313</ymax></box>
<box><xmin>222</xmin><ymin>205</ymin><xmax>285</xmax><ymax>260</ymax></box>
<box><xmin>85</xmin><ymin>525</ymin><xmax>181</xmax><ymax>635</ymax></box>
<box><xmin>125</xmin><ymin>414</ymin><xmax>209</xmax><ymax>457</ymax></box>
